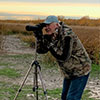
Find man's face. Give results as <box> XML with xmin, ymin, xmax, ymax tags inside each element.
<box><xmin>44</xmin><ymin>22</ymin><xmax>58</xmax><ymax>35</ymax></box>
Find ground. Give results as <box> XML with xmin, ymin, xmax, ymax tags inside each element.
<box><xmin>0</xmin><ymin>35</ymin><xmax>100</xmax><ymax>100</ymax></box>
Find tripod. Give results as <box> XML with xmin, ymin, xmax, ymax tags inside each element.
<box><xmin>13</xmin><ymin>39</ymin><xmax>48</xmax><ymax>100</ymax></box>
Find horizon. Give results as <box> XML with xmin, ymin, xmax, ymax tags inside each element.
<box><xmin>0</xmin><ymin>15</ymin><xmax>99</xmax><ymax>21</ymax></box>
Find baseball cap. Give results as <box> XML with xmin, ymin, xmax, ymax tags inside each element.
<box><xmin>43</xmin><ymin>15</ymin><xmax>59</xmax><ymax>24</ymax></box>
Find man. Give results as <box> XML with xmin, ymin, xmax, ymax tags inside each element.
<box><xmin>36</xmin><ymin>15</ymin><xmax>91</xmax><ymax>100</ymax></box>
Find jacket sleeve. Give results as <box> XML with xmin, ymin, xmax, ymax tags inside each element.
<box><xmin>50</xmin><ymin>36</ymin><xmax>73</xmax><ymax>61</ymax></box>
<box><xmin>36</xmin><ymin>35</ymin><xmax>51</xmax><ymax>54</ymax></box>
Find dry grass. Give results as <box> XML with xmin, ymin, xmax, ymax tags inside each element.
<box><xmin>17</xmin><ymin>34</ymin><xmax>36</xmax><ymax>47</ymax></box>
<box><xmin>72</xmin><ymin>26</ymin><xmax>100</xmax><ymax>64</ymax></box>
<box><xmin>0</xmin><ymin>23</ymin><xmax>27</xmax><ymax>35</ymax></box>
<box><xmin>58</xmin><ymin>16</ymin><xmax>100</xmax><ymax>26</ymax></box>
<box><xmin>0</xmin><ymin>35</ymin><xmax>2</xmax><ymax>50</ymax></box>
<box><xmin>44</xmin><ymin>26</ymin><xmax>100</xmax><ymax>64</ymax></box>
<box><xmin>0</xmin><ymin>19</ymin><xmax>100</xmax><ymax>64</ymax></box>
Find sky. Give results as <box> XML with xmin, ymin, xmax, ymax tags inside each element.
<box><xmin>0</xmin><ymin>0</ymin><xmax>100</xmax><ymax>20</ymax></box>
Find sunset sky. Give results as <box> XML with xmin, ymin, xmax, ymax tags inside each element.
<box><xmin>0</xmin><ymin>0</ymin><xmax>100</xmax><ymax>20</ymax></box>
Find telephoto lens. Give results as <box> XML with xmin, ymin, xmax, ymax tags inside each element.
<box><xmin>26</xmin><ymin>23</ymin><xmax>46</xmax><ymax>32</ymax></box>
<box><xmin>26</xmin><ymin>25</ymin><xmax>38</xmax><ymax>31</ymax></box>
<box><xmin>26</xmin><ymin>23</ymin><xmax>46</xmax><ymax>38</ymax></box>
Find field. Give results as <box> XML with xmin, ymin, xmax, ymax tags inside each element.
<box><xmin>0</xmin><ymin>19</ymin><xmax>100</xmax><ymax>100</ymax></box>
<box><xmin>0</xmin><ymin>19</ymin><xmax>100</xmax><ymax>64</ymax></box>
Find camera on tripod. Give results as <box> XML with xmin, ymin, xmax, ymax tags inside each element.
<box><xmin>26</xmin><ymin>23</ymin><xmax>46</xmax><ymax>38</ymax></box>
<box><xmin>14</xmin><ymin>23</ymin><xmax>48</xmax><ymax>100</ymax></box>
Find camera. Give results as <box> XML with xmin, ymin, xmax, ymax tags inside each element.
<box><xmin>26</xmin><ymin>23</ymin><xmax>46</xmax><ymax>38</ymax></box>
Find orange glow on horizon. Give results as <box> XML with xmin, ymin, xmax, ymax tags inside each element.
<box><xmin>0</xmin><ymin>1</ymin><xmax>100</xmax><ymax>19</ymax></box>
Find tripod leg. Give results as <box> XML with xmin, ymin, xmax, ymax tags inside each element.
<box><xmin>33</xmin><ymin>71</ymin><xmax>36</xmax><ymax>92</ymax></box>
<box><xmin>13</xmin><ymin>62</ymin><xmax>34</xmax><ymax>100</ymax></box>
<box><xmin>37</xmin><ymin>66</ymin><xmax>48</xmax><ymax>100</ymax></box>
<box><xmin>35</xmin><ymin>66</ymin><xmax>39</xmax><ymax>100</ymax></box>
<box><xmin>33</xmin><ymin>65</ymin><xmax>38</xmax><ymax>100</ymax></box>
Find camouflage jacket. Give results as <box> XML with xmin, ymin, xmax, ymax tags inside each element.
<box><xmin>36</xmin><ymin>22</ymin><xmax>91</xmax><ymax>79</ymax></box>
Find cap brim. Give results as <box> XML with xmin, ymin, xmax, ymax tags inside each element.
<box><xmin>43</xmin><ymin>21</ymin><xmax>51</xmax><ymax>24</ymax></box>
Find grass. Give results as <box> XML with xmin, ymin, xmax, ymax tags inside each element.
<box><xmin>17</xmin><ymin>34</ymin><xmax>36</xmax><ymax>47</ymax></box>
<box><xmin>0</xmin><ymin>53</ymin><xmax>100</xmax><ymax>78</ymax></box>
<box><xmin>0</xmin><ymin>53</ymin><xmax>100</xmax><ymax>100</ymax></box>
<box><xmin>47</xmin><ymin>88</ymin><xmax>62</xmax><ymax>99</ymax></box>
<box><xmin>90</xmin><ymin>64</ymin><xmax>100</xmax><ymax>78</ymax></box>
<box><xmin>0</xmin><ymin>32</ymin><xmax>100</xmax><ymax>99</ymax></box>
<box><xmin>0</xmin><ymin>53</ymin><xmax>34</xmax><ymax>69</ymax></box>
<box><xmin>0</xmin><ymin>62</ymin><xmax>15</xmax><ymax>67</ymax></box>
<box><xmin>82</xmin><ymin>90</ymin><xmax>96</xmax><ymax>100</ymax></box>
<box><xmin>0</xmin><ymin>22</ymin><xmax>99</xmax><ymax>99</ymax></box>
<box><xmin>0</xmin><ymin>81</ymin><xmax>61</xmax><ymax>100</ymax></box>
<box><xmin>0</xmin><ymin>67</ymin><xmax>21</xmax><ymax>78</ymax></box>
<box><xmin>0</xmin><ymin>53</ymin><xmax>33</xmax><ymax>59</ymax></box>
<box><xmin>0</xmin><ymin>81</ymin><xmax>98</xmax><ymax>100</ymax></box>
<box><xmin>48</xmin><ymin>88</ymin><xmax>100</xmax><ymax>100</ymax></box>
<box><xmin>0</xmin><ymin>21</ymin><xmax>100</xmax><ymax>64</ymax></box>
<box><xmin>0</xmin><ymin>82</ymin><xmax>20</xmax><ymax>100</ymax></box>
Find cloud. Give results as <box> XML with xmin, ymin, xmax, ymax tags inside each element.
<box><xmin>0</xmin><ymin>12</ymin><xmax>33</xmax><ymax>16</ymax></box>
<box><xmin>0</xmin><ymin>12</ymin><xmax>47</xmax><ymax>20</ymax></box>
<box><xmin>1</xmin><ymin>0</ymin><xmax>100</xmax><ymax>4</ymax></box>
<box><xmin>0</xmin><ymin>2</ymin><xmax>100</xmax><ymax>19</ymax></box>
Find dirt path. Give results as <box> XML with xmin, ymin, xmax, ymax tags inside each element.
<box><xmin>0</xmin><ymin>35</ymin><xmax>100</xmax><ymax>99</ymax></box>
<box><xmin>1</xmin><ymin>35</ymin><xmax>34</xmax><ymax>54</ymax></box>
<box><xmin>0</xmin><ymin>35</ymin><xmax>63</xmax><ymax>89</ymax></box>
<box><xmin>86</xmin><ymin>78</ymin><xmax>100</xmax><ymax>99</ymax></box>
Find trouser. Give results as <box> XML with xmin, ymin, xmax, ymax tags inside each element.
<box><xmin>61</xmin><ymin>73</ymin><xmax>89</xmax><ymax>100</ymax></box>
